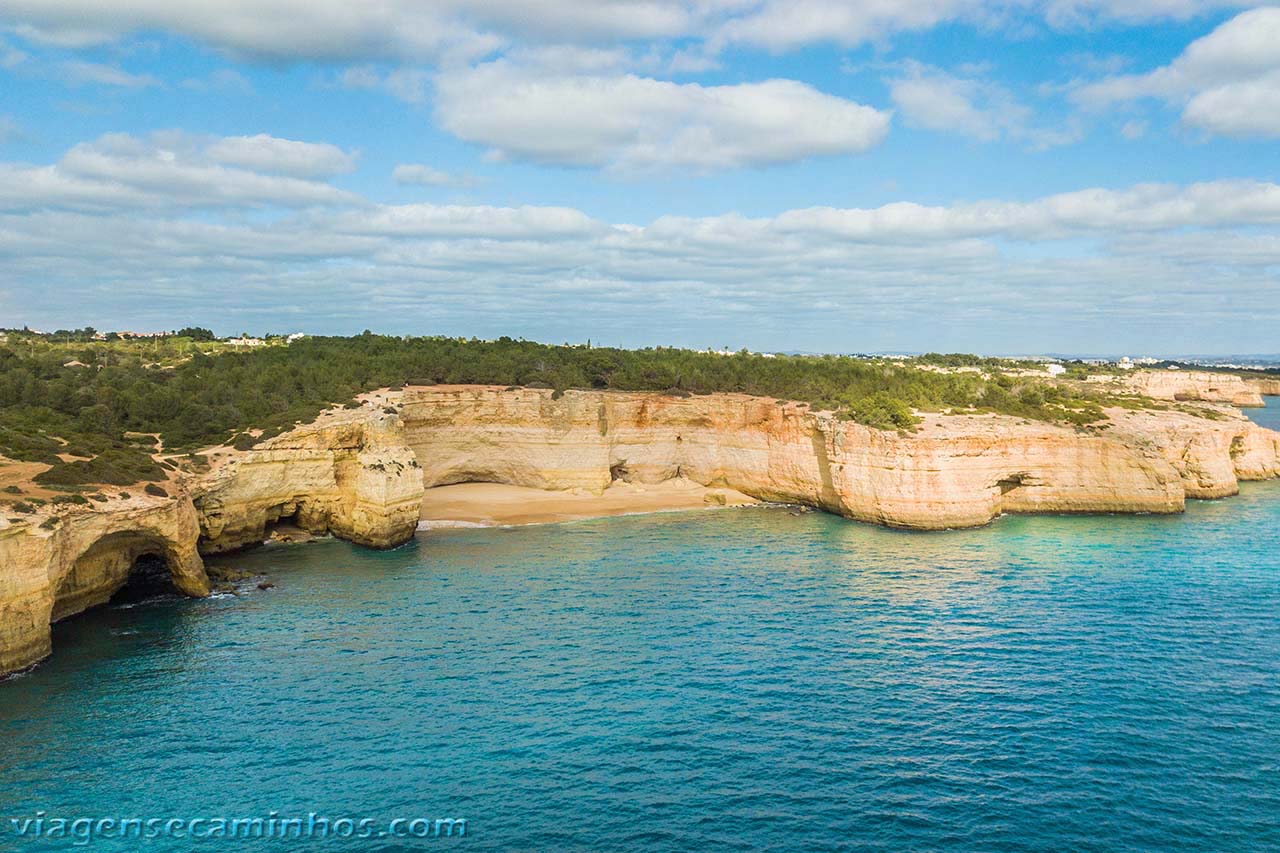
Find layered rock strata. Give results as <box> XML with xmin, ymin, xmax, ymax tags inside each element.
<box><xmin>1245</xmin><ymin>377</ymin><xmax>1280</xmax><ymax>397</ymax></box>
<box><xmin>0</xmin><ymin>407</ymin><xmax>423</xmax><ymax>676</ymax></box>
<box><xmin>193</xmin><ymin>411</ymin><xmax>424</xmax><ymax>553</ymax></box>
<box><xmin>0</xmin><ymin>494</ymin><xmax>206</xmax><ymax>675</ymax></box>
<box><xmin>1092</xmin><ymin>369</ymin><xmax>1265</xmax><ymax>407</ymax></box>
<box><xmin>400</xmin><ymin>386</ymin><xmax>1278</xmax><ymax>530</ymax></box>
<box><xmin>2</xmin><ymin>385</ymin><xmax>1279</xmax><ymax>676</ymax></box>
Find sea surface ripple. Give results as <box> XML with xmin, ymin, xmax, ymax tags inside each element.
<box><xmin>2</xmin><ymin>482</ymin><xmax>1279</xmax><ymax>851</ymax></box>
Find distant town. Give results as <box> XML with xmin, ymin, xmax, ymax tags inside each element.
<box><xmin>0</xmin><ymin>326</ymin><xmax>305</xmax><ymax>350</ymax></box>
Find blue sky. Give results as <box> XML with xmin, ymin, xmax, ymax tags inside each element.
<box><xmin>0</xmin><ymin>1</ymin><xmax>1277</xmax><ymax>354</ymax></box>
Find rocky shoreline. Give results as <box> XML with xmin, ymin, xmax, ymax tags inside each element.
<box><xmin>3</xmin><ymin>374</ymin><xmax>1280</xmax><ymax>676</ymax></box>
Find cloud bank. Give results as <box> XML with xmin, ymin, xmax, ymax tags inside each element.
<box><xmin>1</xmin><ymin>131</ymin><xmax>1276</xmax><ymax>353</ymax></box>
<box><xmin>0</xmin><ymin>0</ymin><xmax>1255</xmax><ymax>60</ymax></box>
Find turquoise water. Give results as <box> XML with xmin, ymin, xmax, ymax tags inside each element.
<box><xmin>3</xmin><ymin>489</ymin><xmax>1280</xmax><ymax>850</ymax></box>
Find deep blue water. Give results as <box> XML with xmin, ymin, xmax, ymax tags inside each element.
<box><xmin>1247</xmin><ymin>396</ymin><xmax>1280</xmax><ymax>432</ymax></box>
<box><xmin>2</xmin><ymin>488</ymin><xmax>1280</xmax><ymax>851</ymax></box>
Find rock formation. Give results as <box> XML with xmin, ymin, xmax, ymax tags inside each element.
<box><xmin>0</xmin><ymin>406</ymin><xmax>423</xmax><ymax>677</ymax></box>
<box><xmin>399</xmin><ymin>386</ymin><xmax>1276</xmax><ymax>530</ymax></box>
<box><xmin>1244</xmin><ymin>376</ymin><xmax>1280</xmax><ymax>397</ymax></box>
<box><xmin>194</xmin><ymin>409</ymin><xmax>424</xmax><ymax>553</ymax></box>
<box><xmin>2</xmin><ymin>383</ymin><xmax>1279</xmax><ymax>676</ymax></box>
<box><xmin>1092</xmin><ymin>369</ymin><xmax>1265</xmax><ymax>407</ymax></box>
<box><xmin>0</xmin><ymin>493</ymin><xmax>205</xmax><ymax>675</ymax></box>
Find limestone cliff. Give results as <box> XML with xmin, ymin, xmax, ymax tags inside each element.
<box><xmin>400</xmin><ymin>386</ymin><xmax>1197</xmax><ymax>530</ymax></box>
<box><xmin>0</xmin><ymin>493</ymin><xmax>206</xmax><ymax>675</ymax></box>
<box><xmin>193</xmin><ymin>409</ymin><xmax>424</xmax><ymax>553</ymax></box>
<box><xmin>1092</xmin><ymin>369</ymin><xmax>1265</xmax><ymax>407</ymax></box>
<box><xmin>1107</xmin><ymin>408</ymin><xmax>1280</xmax><ymax>498</ymax></box>
<box><xmin>0</xmin><ymin>404</ymin><xmax>424</xmax><ymax>677</ymax></box>
<box><xmin>3</xmin><ymin>385</ymin><xmax>1279</xmax><ymax>677</ymax></box>
<box><xmin>1245</xmin><ymin>376</ymin><xmax>1280</xmax><ymax>397</ymax></box>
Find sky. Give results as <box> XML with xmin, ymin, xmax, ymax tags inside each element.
<box><xmin>0</xmin><ymin>1</ymin><xmax>1277</xmax><ymax>355</ymax></box>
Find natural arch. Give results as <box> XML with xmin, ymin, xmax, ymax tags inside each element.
<box><xmin>52</xmin><ymin>531</ymin><xmax>189</xmax><ymax>623</ymax></box>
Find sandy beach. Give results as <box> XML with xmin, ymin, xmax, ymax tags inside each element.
<box><xmin>419</xmin><ymin>478</ymin><xmax>758</xmax><ymax>527</ymax></box>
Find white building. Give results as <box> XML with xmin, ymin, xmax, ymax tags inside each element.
<box><xmin>1045</xmin><ymin>363</ymin><xmax>1067</xmax><ymax>376</ymax></box>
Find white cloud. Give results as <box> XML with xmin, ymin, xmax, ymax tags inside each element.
<box><xmin>0</xmin><ymin>1</ymin><xmax>501</xmax><ymax>62</ymax></box>
<box><xmin>1073</xmin><ymin>7</ymin><xmax>1280</xmax><ymax>137</ymax></box>
<box><xmin>1181</xmin><ymin>68</ymin><xmax>1280</xmax><ymax>137</ymax></box>
<box><xmin>891</xmin><ymin>67</ymin><xmax>1004</xmax><ymax>141</ymax></box>
<box><xmin>0</xmin><ymin>0</ymin><xmax>1253</xmax><ymax>63</ymax></box>
<box><xmin>767</xmin><ymin>180</ymin><xmax>1280</xmax><ymax>240</ymax></box>
<box><xmin>1119</xmin><ymin>118</ymin><xmax>1148</xmax><ymax>139</ymax></box>
<box><xmin>205</xmin><ymin>134</ymin><xmax>358</xmax><ymax>178</ymax></box>
<box><xmin>0</xmin><ymin>132</ymin><xmax>360</xmax><ymax>212</ymax></box>
<box><xmin>180</xmin><ymin>68</ymin><xmax>253</xmax><ymax>94</ymax></box>
<box><xmin>0</xmin><ymin>38</ymin><xmax>26</xmax><ymax>67</ymax></box>
<box><xmin>392</xmin><ymin>164</ymin><xmax>478</xmax><ymax>189</ymax></box>
<box><xmin>706</xmin><ymin>0</ymin><xmax>1251</xmax><ymax>51</ymax></box>
<box><xmin>59</xmin><ymin>59</ymin><xmax>158</xmax><ymax>88</ymax></box>
<box><xmin>1041</xmin><ymin>0</ymin><xmax>1251</xmax><ymax>27</ymax></box>
<box><xmin>0</xmin><ymin>0</ymin><xmax>687</xmax><ymax>62</ymax></box>
<box><xmin>709</xmin><ymin>0</ymin><xmax>984</xmax><ymax>52</ymax></box>
<box><xmin>335</xmin><ymin>203</ymin><xmax>604</xmax><ymax>240</ymax></box>
<box><xmin>434</xmin><ymin>60</ymin><xmax>891</xmax><ymax>171</ymax></box>
<box><xmin>339</xmin><ymin>65</ymin><xmax>432</xmax><ymax>104</ymax></box>
<box><xmin>888</xmin><ymin>61</ymin><xmax>1079</xmax><ymax>148</ymax></box>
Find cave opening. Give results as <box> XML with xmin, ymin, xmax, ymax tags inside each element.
<box><xmin>53</xmin><ymin>532</ymin><xmax>182</xmax><ymax>622</ymax></box>
<box><xmin>610</xmin><ymin>461</ymin><xmax>630</xmax><ymax>483</ymax></box>
<box><xmin>261</xmin><ymin>502</ymin><xmax>310</xmax><ymax>544</ymax></box>
<box><xmin>107</xmin><ymin>553</ymin><xmax>180</xmax><ymax>606</ymax></box>
<box><xmin>997</xmin><ymin>472</ymin><xmax>1032</xmax><ymax>495</ymax></box>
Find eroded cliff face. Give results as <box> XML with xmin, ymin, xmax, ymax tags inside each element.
<box><xmin>1094</xmin><ymin>369</ymin><xmax>1265</xmax><ymax>407</ymax></box>
<box><xmin>3</xmin><ymin>385</ymin><xmax>1279</xmax><ymax>676</ymax></box>
<box><xmin>0</xmin><ymin>494</ymin><xmax>206</xmax><ymax>675</ymax></box>
<box><xmin>193</xmin><ymin>410</ymin><xmax>424</xmax><ymax>553</ymax></box>
<box><xmin>0</xmin><ymin>405</ymin><xmax>425</xmax><ymax>676</ymax></box>
<box><xmin>1245</xmin><ymin>377</ymin><xmax>1280</xmax><ymax>397</ymax></box>
<box><xmin>1107</xmin><ymin>408</ymin><xmax>1280</xmax><ymax>498</ymax></box>
<box><xmin>399</xmin><ymin>385</ymin><xmax>1278</xmax><ymax>530</ymax></box>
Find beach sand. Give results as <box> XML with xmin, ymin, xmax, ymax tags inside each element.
<box><xmin>419</xmin><ymin>478</ymin><xmax>758</xmax><ymax>527</ymax></box>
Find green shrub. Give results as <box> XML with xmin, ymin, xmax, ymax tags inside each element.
<box><xmin>34</xmin><ymin>447</ymin><xmax>165</xmax><ymax>487</ymax></box>
<box><xmin>840</xmin><ymin>392</ymin><xmax>918</xmax><ymax>430</ymax></box>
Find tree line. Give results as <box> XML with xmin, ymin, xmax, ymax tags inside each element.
<box><xmin>0</xmin><ymin>333</ymin><xmax>1128</xmax><ymax>487</ymax></box>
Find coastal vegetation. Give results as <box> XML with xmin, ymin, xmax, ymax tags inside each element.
<box><xmin>0</xmin><ymin>331</ymin><xmax>1149</xmax><ymax>488</ymax></box>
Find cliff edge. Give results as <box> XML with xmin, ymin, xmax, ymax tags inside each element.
<box><xmin>2</xmin><ymin>384</ymin><xmax>1278</xmax><ymax>676</ymax></box>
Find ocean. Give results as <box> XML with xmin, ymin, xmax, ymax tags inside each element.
<box><xmin>1</xmin><ymin>410</ymin><xmax>1279</xmax><ymax>850</ymax></box>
